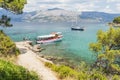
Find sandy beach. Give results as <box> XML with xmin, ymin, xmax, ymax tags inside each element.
<box><xmin>15</xmin><ymin>41</ymin><xmax>58</xmax><ymax>80</ymax></box>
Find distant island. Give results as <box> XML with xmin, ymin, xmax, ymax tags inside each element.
<box><xmin>0</xmin><ymin>8</ymin><xmax>120</xmax><ymax>23</ymax></box>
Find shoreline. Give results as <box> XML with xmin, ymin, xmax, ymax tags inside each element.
<box><xmin>15</xmin><ymin>41</ymin><xmax>58</xmax><ymax>80</ymax></box>
<box><xmin>108</xmin><ymin>22</ymin><xmax>120</xmax><ymax>27</ymax></box>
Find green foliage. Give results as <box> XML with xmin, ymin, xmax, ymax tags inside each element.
<box><xmin>0</xmin><ymin>0</ymin><xmax>3</xmax><ymax>2</ymax></box>
<box><xmin>77</xmin><ymin>72</ymin><xmax>89</xmax><ymax>80</ymax></box>
<box><xmin>110</xmin><ymin>64</ymin><xmax>120</xmax><ymax>73</ymax></box>
<box><xmin>57</xmin><ymin>65</ymin><xmax>77</xmax><ymax>79</ymax></box>
<box><xmin>89</xmin><ymin>42</ymin><xmax>102</xmax><ymax>56</ymax></box>
<box><xmin>112</xmin><ymin>75</ymin><xmax>120</xmax><ymax>80</ymax></box>
<box><xmin>45</xmin><ymin>62</ymin><xmax>78</xmax><ymax>79</ymax></box>
<box><xmin>89</xmin><ymin>27</ymin><xmax>120</xmax><ymax>74</ymax></box>
<box><xmin>0</xmin><ymin>0</ymin><xmax>26</xmax><ymax>14</ymax></box>
<box><xmin>0</xmin><ymin>15</ymin><xmax>13</xmax><ymax>27</ymax></box>
<box><xmin>90</xmin><ymin>73</ymin><xmax>107</xmax><ymax>80</ymax></box>
<box><xmin>113</xmin><ymin>16</ymin><xmax>120</xmax><ymax>24</ymax></box>
<box><xmin>0</xmin><ymin>59</ymin><xmax>39</xmax><ymax>80</ymax></box>
<box><xmin>89</xmin><ymin>69</ymin><xmax>107</xmax><ymax>80</ymax></box>
<box><xmin>0</xmin><ymin>30</ymin><xmax>19</xmax><ymax>56</ymax></box>
<box><xmin>45</xmin><ymin>62</ymin><xmax>109</xmax><ymax>80</ymax></box>
<box><xmin>45</xmin><ymin>62</ymin><xmax>53</xmax><ymax>68</ymax></box>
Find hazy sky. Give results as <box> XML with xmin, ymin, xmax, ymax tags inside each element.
<box><xmin>23</xmin><ymin>0</ymin><xmax>120</xmax><ymax>13</ymax></box>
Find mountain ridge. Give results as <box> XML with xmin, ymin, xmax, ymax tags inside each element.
<box><xmin>0</xmin><ymin>8</ymin><xmax>120</xmax><ymax>23</ymax></box>
<box><xmin>80</xmin><ymin>11</ymin><xmax>120</xmax><ymax>22</ymax></box>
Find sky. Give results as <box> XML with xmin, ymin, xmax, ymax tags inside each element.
<box><xmin>23</xmin><ymin>0</ymin><xmax>120</xmax><ymax>13</ymax></box>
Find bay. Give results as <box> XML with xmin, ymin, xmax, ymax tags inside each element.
<box><xmin>2</xmin><ymin>22</ymin><xmax>109</xmax><ymax>66</ymax></box>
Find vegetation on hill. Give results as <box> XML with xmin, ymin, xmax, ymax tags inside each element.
<box><xmin>45</xmin><ymin>62</ymin><xmax>120</xmax><ymax>80</ymax></box>
<box><xmin>0</xmin><ymin>1</ymin><xmax>40</xmax><ymax>80</ymax></box>
<box><xmin>0</xmin><ymin>30</ymin><xmax>40</xmax><ymax>80</ymax></box>
<box><xmin>0</xmin><ymin>0</ymin><xmax>26</xmax><ymax>56</ymax></box>
<box><xmin>90</xmin><ymin>27</ymin><xmax>120</xmax><ymax>74</ymax></box>
<box><xmin>0</xmin><ymin>30</ymin><xmax>19</xmax><ymax>56</ymax></box>
<box><xmin>113</xmin><ymin>16</ymin><xmax>120</xmax><ymax>24</ymax></box>
<box><xmin>0</xmin><ymin>59</ymin><xmax>39</xmax><ymax>80</ymax></box>
<box><xmin>0</xmin><ymin>22</ymin><xmax>40</xmax><ymax>80</ymax></box>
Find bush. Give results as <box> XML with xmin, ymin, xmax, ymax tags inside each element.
<box><xmin>0</xmin><ymin>59</ymin><xmax>39</xmax><ymax>80</ymax></box>
<box><xmin>45</xmin><ymin>62</ymin><xmax>111</xmax><ymax>80</ymax></box>
<box><xmin>112</xmin><ymin>75</ymin><xmax>120</xmax><ymax>80</ymax></box>
<box><xmin>45</xmin><ymin>62</ymin><xmax>53</xmax><ymax>68</ymax></box>
<box><xmin>113</xmin><ymin>16</ymin><xmax>120</xmax><ymax>24</ymax></box>
<box><xmin>88</xmin><ymin>69</ymin><xmax>107</xmax><ymax>80</ymax></box>
<box><xmin>45</xmin><ymin>62</ymin><xmax>78</xmax><ymax>79</ymax></box>
<box><xmin>57</xmin><ymin>65</ymin><xmax>78</xmax><ymax>79</ymax></box>
<box><xmin>0</xmin><ymin>30</ymin><xmax>19</xmax><ymax>56</ymax></box>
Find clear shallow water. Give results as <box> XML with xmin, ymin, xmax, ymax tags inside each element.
<box><xmin>2</xmin><ymin>22</ymin><xmax>109</xmax><ymax>65</ymax></box>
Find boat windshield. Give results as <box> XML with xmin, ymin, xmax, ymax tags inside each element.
<box><xmin>37</xmin><ymin>32</ymin><xmax>62</xmax><ymax>40</ymax></box>
<box><xmin>37</xmin><ymin>34</ymin><xmax>55</xmax><ymax>40</ymax></box>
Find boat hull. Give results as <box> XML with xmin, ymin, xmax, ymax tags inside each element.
<box><xmin>71</xmin><ymin>28</ymin><xmax>84</xmax><ymax>31</ymax></box>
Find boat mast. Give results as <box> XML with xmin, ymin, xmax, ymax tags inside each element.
<box><xmin>75</xmin><ymin>9</ymin><xmax>79</xmax><ymax>26</ymax></box>
<box><xmin>71</xmin><ymin>10</ymin><xmax>74</xmax><ymax>27</ymax></box>
<box><xmin>76</xmin><ymin>14</ymin><xmax>78</xmax><ymax>26</ymax></box>
<box><xmin>71</xmin><ymin>10</ymin><xmax>78</xmax><ymax>27</ymax></box>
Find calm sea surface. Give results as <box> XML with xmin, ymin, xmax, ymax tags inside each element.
<box><xmin>2</xmin><ymin>22</ymin><xmax>109</xmax><ymax>65</ymax></box>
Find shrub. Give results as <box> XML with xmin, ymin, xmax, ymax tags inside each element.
<box><xmin>0</xmin><ymin>30</ymin><xmax>19</xmax><ymax>56</ymax></box>
<box><xmin>90</xmin><ymin>70</ymin><xmax>107</xmax><ymax>80</ymax></box>
<box><xmin>113</xmin><ymin>16</ymin><xmax>120</xmax><ymax>24</ymax></box>
<box><xmin>45</xmin><ymin>62</ymin><xmax>111</xmax><ymax>80</ymax></box>
<box><xmin>57</xmin><ymin>65</ymin><xmax>78</xmax><ymax>79</ymax></box>
<box><xmin>0</xmin><ymin>59</ymin><xmax>39</xmax><ymax>80</ymax></box>
<box><xmin>45</xmin><ymin>62</ymin><xmax>78</xmax><ymax>79</ymax></box>
<box><xmin>77</xmin><ymin>72</ymin><xmax>89</xmax><ymax>80</ymax></box>
<box><xmin>45</xmin><ymin>63</ymin><xmax>78</xmax><ymax>79</ymax></box>
<box><xmin>45</xmin><ymin>62</ymin><xmax>53</xmax><ymax>68</ymax></box>
<box><xmin>112</xmin><ymin>75</ymin><xmax>120</xmax><ymax>80</ymax></box>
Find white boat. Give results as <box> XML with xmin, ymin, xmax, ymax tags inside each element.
<box><xmin>71</xmin><ymin>12</ymin><xmax>85</xmax><ymax>31</ymax></box>
<box><xmin>36</xmin><ymin>32</ymin><xmax>63</xmax><ymax>44</ymax></box>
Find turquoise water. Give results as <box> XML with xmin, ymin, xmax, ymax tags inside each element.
<box><xmin>2</xmin><ymin>22</ymin><xmax>109</xmax><ymax>65</ymax></box>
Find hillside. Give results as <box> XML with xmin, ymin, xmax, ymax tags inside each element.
<box><xmin>0</xmin><ymin>9</ymin><xmax>36</xmax><ymax>22</ymax></box>
<box><xmin>0</xmin><ymin>31</ymin><xmax>39</xmax><ymax>80</ymax></box>
<box><xmin>80</xmin><ymin>11</ymin><xmax>120</xmax><ymax>22</ymax></box>
<box><xmin>23</xmin><ymin>8</ymin><xmax>79</xmax><ymax>23</ymax></box>
<box><xmin>0</xmin><ymin>30</ymin><xmax>19</xmax><ymax>55</ymax></box>
<box><xmin>0</xmin><ymin>8</ymin><xmax>120</xmax><ymax>23</ymax></box>
<box><xmin>0</xmin><ymin>59</ymin><xmax>39</xmax><ymax>80</ymax></box>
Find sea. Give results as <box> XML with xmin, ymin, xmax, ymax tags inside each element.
<box><xmin>2</xmin><ymin>21</ymin><xmax>109</xmax><ymax>66</ymax></box>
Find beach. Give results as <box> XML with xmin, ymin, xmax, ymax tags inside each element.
<box><xmin>15</xmin><ymin>41</ymin><xmax>58</xmax><ymax>80</ymax></box>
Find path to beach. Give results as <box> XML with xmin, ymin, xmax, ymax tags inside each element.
<box><xmin>15</xmin><ymin>41</ymin><xmax>58</xmax><ymax>80</ymax></box>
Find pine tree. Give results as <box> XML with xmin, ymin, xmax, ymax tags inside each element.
<box><xmin>90</xmin><ymin>27</ymin><xmax>120</xmax><ymax>74</ymax></box>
